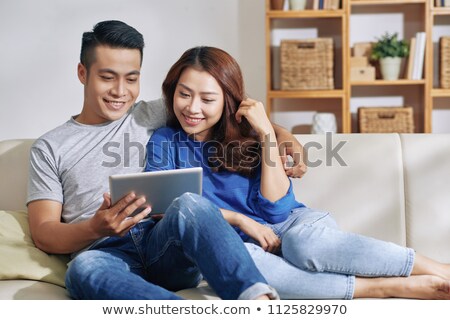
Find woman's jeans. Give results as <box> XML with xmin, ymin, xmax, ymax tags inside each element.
<box><xmin>246</xmin><ymin>207</ymin><xmax>415</xmax><ymax>299</ymax></box>
<box><xmin>65</xmin><ymin>193</ymin><xmax>277</xmax><ymax>300</ymax></box>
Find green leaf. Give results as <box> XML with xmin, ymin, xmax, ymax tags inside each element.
<box><xmin>370</xmin><ymin>32</ymin><xmax>409</xmax><ymax>60</ymax></box>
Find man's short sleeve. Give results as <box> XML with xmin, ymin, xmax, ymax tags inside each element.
<box><xmin>134</xmin><ymin>99</ymin><xmax>168</xmax><ymax>131</ymax></box>
<box><xmin>27</xmin><ymin>143</ymin><xmax>63</xmax><ymax>205</ymax></box>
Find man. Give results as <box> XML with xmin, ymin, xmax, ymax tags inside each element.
<box><xmin>27</xmin><ymin>20</ymin><xmax>305</xmax><ymax>300</ymax></box>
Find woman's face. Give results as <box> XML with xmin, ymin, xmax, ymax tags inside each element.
<box><xmin>173</xmin><ymin>67</ymin><xmax>224</xmax><ymax>141</ymax></box>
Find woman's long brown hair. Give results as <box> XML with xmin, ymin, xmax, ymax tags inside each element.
<box><xmin>162</xmin><ymin>46</ymin><xmax>261</xmax><ymax>176</ymax></box>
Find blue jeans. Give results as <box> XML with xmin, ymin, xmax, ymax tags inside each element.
<box><xmin>246</xmin><ymin>207</ymin><xmax>415</xmax><ymax>299</ymax></box>
<box><xmin>65</xmin><ymin>193</ymin><xmax>277</xmax><ymax>300</ymax></box>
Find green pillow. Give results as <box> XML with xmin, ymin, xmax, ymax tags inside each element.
<box><xmin>0</xmin><ymin>210</ymin><xmax>69</xmax><ymax>287</ymax></box>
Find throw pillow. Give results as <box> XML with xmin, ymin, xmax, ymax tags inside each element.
<box><xmin>0</xmin><ymin>210</ymin><xmax>69</xmax><ymax>287</ymax></box>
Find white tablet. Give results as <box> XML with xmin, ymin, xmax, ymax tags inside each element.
<box><xmin>109</xmin><ymin>167</ymin><xmax>203</xmax><ymax>216</ymax></box>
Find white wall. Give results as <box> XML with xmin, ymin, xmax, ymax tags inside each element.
<box><xmin>0</xmin><ymin>0</ymin><xmax>266</xmax><ymax>140</ymax></box>
<box><xmin>1</xmin><ymin>1</ymin><xmax>448</xmax><ymax>140</ymax></box>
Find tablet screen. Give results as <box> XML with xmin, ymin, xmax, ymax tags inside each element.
<box><xmin>109</xmin><ymin>167</ymin><xmax>203</xmax><ymax>216</ymax></box>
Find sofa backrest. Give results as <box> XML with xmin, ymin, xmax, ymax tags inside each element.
<box><xmin>401</xmin><ymin>134</ymin><xmax>450</xmax><ymax>262</ymax></box>
<box><xmin>0</xmin><ymin>139</ymin><xmax>35</xmax><ymax>211</ymax></box>
<box><xmin>4</xmin><ymin>134</ymin><xmax>449</xmax><ymax>257</ymax></box>
<box><xmin>293</xmin><ymin>134</ymin><xmax>406</xmax><ymax>246</ymax></box>
<box><xmin>0</xmin><ymin>135</ymin><xmax>407</xmax><ymax>245</ymax></box>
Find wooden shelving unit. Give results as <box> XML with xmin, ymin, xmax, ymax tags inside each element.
<box><xmin>265</xmin><ymin>0</ymin><xmax>350</xmax><ymax>132</ymax></box>
<box><xmin>265</xmin><ymin>0</ymin><xmax>448</xmax><ymax>133</ymax></box>
<box><xmin>428</xmin><ymin>2</ymin><xmax>450</xmax><ymax>132</ymax></box>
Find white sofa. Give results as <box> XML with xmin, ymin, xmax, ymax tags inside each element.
<box><xmin>1</xmin><ymin>134</ymin><xmax>450</xmax><ymax>300</ymax></box>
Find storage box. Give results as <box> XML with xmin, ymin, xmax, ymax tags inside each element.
<box><xmin>440</xmin><ymin>37</ymin><xmax>450</xmax><ymax>88</ymax></box>
<box><xmin>353</xmin><ymin>42</ymin><xmax>372</xmax><ymax>58</ymax></box>
<box><xmin>280</xmin><ymin>38</ymin><xmax>334</xmax><ymax>90</ymax></box>
<box><xmin>350</xmin><ymin>56</ymin><xmax>368</xmax><ymax>68</ymax></box>
<box><xmin>351</xmin><ymin>66</ymin><xmax>375</xmax><ymax>81</ymax></box>
<box><xmin>358</xmin><ymin>107</ymin><xmax>414</xmax><ymax>133</ymax></box>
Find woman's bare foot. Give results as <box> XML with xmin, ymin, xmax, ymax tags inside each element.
<box><xmin>354</xmin><ymin>275</ymin><xmax>450</xmax><ymax>299</ymax></box>
<box><xmin>394</xmin><ymin>275</ymin><xmax>450</xmax><ymax>299</ymax></box>
<box><xmin>412</xmin><ymin>254</ymin><xmax>450</xmax><ymax>280</ymax></box>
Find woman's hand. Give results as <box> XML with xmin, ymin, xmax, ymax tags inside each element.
<box><xmin>279</xmin><ymin>143</ymin><xmax>307</xmax><ymax>179</ymax></box>
<box><xmin>272</xmin><ymin>123</ymin><xmax>308</xmax><ymax>179</ymax></box>
<box><xmin>236</xmin><ymin>214</ymin><xmax>281</xmax><ymax>253</ymax></box>
<box><xmin>221</xmin><ymin>208</ymin><xmax>281</xmax><ymax>253</ymax></box>
<box><xmin>235</xmin><ymin>98</ymin><xmax>274</xmax><ymax>140</ymax></box>
<box><xmin>235</xmin><ymin>99</ymin><xmax>308</xmax><ymax>178</ymax></box>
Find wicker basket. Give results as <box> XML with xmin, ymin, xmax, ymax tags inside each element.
<box><xmin>280</xmin><ymin>38</ymin><xmax>334</xmax><ymax>90</ymax></box>
<box><xmin>440</xmin><ymin>37</ymin><xmax>450</xmax><ymax>89</ymax></box>
<box><xmin>358</xmin><ymin>107</ymin><xmax>414</xmax><ymax>133</ymax></box>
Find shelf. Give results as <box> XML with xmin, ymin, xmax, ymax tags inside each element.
<box><xmin>351</xmin><ymin>79</ymin><xmax>426</xmax><ymax>86</ymax></box>
<box><xmin>351</xmin><ymin>0</ymin><xmax>426</xmax><ymax>5</ymax></box>
<box><xmin>431</xmin><ymin>89</ymin><xmax>450</xmax><ymax>97</ymax></box>
<box><xmin>268</xmin><ymin>90</ymin><xmax>345</xmax><ymax>99</ymax></box>
<box><xmin>432</xmin><ymin>8</ymin><xmax>450</xmax><ymax>16</ymax></box>
<box><xmin>267</xmin><ymin>10</ymin><xmax>344</xmax><ymax>19</ymax></box>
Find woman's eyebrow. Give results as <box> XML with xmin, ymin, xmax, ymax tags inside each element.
<box><xmin>178</xmin><ymin>83</ymin><xmax>219</xmax><ymax>95</ymax></box>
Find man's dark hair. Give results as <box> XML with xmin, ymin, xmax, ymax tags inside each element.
<box><xmin>80</xmin><ymin>20</ymin><xmax>144</xmax><ymax>71</ymax></box>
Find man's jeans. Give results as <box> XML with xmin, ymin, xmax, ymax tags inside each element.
<box><xmin>65</xmin><ymin>193</ymin><xmax>277</xmax><ymax>300</ymax></box>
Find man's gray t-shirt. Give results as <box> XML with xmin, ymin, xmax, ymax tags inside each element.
<box><xmin>27</xmin><ymin>99</ymin><xmax>166</xmax><ymax>224</ymax></box>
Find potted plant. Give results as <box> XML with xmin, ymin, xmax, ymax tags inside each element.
<box><xmin>371</xmin><ymin>32</ymin><xmax>409</xmax><ymax>80</ymax></box>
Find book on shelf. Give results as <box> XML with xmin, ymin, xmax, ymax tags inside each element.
<box><xmin>437</xmin><ymin>0</ymin><xmax>450</xmax><ymax>7</ymax></box>
<box><xmin>319</xmin><ymin>0</ymin><xmax>324</xmax><ymax>9</ymax></box>
<box><xmin>412</xmin><ymin>32</ymin><xmax>426</xmax><ymax>80</ymax></box>
<box><xmin>406</xmin><ymin>37</ymin><xmax>416</xmax><ymax>80</ymax></box>
<box><xmin>312</xmin><ymin>0</ymin><xmax>339</xmax><ymax>10</ymax></box>
<box><xmin>313</xmin><ymin>0</ymin><xmax>319</xmax><ymax>10</ymax></box>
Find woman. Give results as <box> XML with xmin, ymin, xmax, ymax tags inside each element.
<box><xmin>146</xmin><ymin>46</ymin><xmax>450</xmax><ymax>299</ymax></box>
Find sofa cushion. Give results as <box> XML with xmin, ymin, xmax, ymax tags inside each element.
<box><xmin>0</xmin><ymin>280</ymin><xmax>70</xmax><ymax>300</ymax></box>
<box><xmin>0</xmin><ymin>210</ymin><xmax>68</xmax><ymax>287</ymax></box>
<box><xmin>0</xmin><ymin>139</ymin><xmax>34</xmax><ymax>211</ymax></box>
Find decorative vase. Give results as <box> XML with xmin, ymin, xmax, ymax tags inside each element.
<box><xmin>289</xmin><ymin>0</ymin><xmax>306</xmax><ymax>10</ymax></box>
<box><xmin>271</xmin><ymin>0</ymin><xmax>285</xmax><ymax>10</ymax></box>
<box><xmin>311</xmin><ymin>113</ymin><xmax>337</xmax><ymax>134</ymax></box>
<box><xmin>380</xmin><ymin>57</ymin><xmax>402</xmax><ymax>80</ymax></box>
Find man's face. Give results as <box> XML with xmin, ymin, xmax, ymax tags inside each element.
<box><xmin>76</xmin><ymin>45</ymin><xmax>141</xmax><ymax>124</ymax></box>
